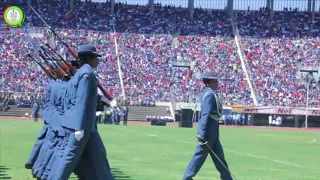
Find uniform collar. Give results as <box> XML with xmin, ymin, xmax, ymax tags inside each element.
<box><xmin>206</xmin><ymin>87</ymin><xmax>216</xmax><ymax>93</ymax></box>
<box><xmin>84</xmin><ymin>63</ymin><xmax>93</xmax><ymax>71</ymax></box>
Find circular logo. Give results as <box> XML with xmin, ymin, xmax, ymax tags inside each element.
<box><xmin>3</xmin><ymin>6</ymin><xmax>25</xmax><ymax>27</ymax></box>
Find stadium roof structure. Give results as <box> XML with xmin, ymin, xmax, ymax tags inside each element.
<box><xmin>82</xmin><ymin>0</ymin><xmax>319</xmax><ymax>12</ymax></box>
<box><xmin>25</xmin><ymin>0</ymin><xmax>320</xmax><ymax>13</ymax></box>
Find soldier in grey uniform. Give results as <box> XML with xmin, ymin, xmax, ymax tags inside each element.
<box><xmin>49</xmin><ymin>44</ymin><xmax>114</xmax><ymax>180</ymax></box>
<box><xmin>183</xmin><ymin>71</ymin><xmax>233</xmax><ymax>180</ymax></box>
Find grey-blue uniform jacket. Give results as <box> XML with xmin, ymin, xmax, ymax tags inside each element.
<box><xmin>62</xmin><ymin>64</ymin><xmax>97</xmax><ymax>132</ymax></box>
<box><xmin>49</xmin><ymin>80</ymin><xmax>66</xmax><ymax>131</ymax></box>
<box><xmin>197</xmin><ymin>88</ymin><xmax>222</xmax><ymax>139</ymax></box>
<box><xmin>42</xmin><ymin>80</ymin><xmax>55</xmax><ymax>124</ymax></box>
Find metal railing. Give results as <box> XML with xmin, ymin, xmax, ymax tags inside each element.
<box><xmin>91</xmin><ymin>0</ymin><xmax>319</xmax><ymax>11</ymax></box>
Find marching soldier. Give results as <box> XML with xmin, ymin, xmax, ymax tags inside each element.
<box><xmin>26</xmin><ymin>44</ymin><xmax>114</xmax><ymax>179</ymax></box>
<box><xmin>183</xmin><ymin>71</ymin><xmax>233</xmax><ymax>180</ymax></box>
<box><xmin>32</xmin><ymin>70</ymin><xmax>68</xmax><ymax>178</ymax></box>
<box><xmin>50</xmin><ymin>65</ymin><xmax>97</xmax><ymax>180</ymax></box>
<box><xmin>50</xmin><ymin>44</ymin><xmax>113</xmax><ymax>180</ymax></box>
<box><xmin>25</xmin><ymin>79</ymin><xmax>54</xmax><ymax>169</ymax></box>
<box><xmin>37</xmin><ymin>79</ymin><xmax>69</xmax><ymax>179</ymax></box>
<box><xmin>30</xmin><ymin>70</ymin><xmax>67</xmax><ymax>178</ymax></box>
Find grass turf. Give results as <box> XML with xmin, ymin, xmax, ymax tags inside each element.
<box><xmin>0</xmin><ymin>120</ymin><xmax>319</xmax><ymax>180</ymax></box>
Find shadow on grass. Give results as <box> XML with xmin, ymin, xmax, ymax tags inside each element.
<box><xmin>111</xmin><ymin>168</ymin><xmax>133</xmax><ymax>180</ymax></box>
<box><xmin>0</xmin><ymin>165</ymin><xmax>12</xmax><ymax>179</ymax></box>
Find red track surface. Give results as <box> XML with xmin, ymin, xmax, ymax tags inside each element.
<box><xmin>0</xmin><ymin>116</ymin><xmax>319</xmax><ymax>132</ymax></box>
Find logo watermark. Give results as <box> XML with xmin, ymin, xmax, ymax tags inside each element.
<box><xmin>2</xmin><ymin>6</ymin><xmax>25</xmax><ymax>27</ymax></box>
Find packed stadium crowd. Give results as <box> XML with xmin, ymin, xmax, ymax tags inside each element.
<box><xmin>0</xmin><ymin>1</ymin><xmax>319</xmax><ymax>107</ymax></box>
<box><xmin>0</xmin><ymin>92</ymin><xmax>44</xmax><ymax>111</ymax></box>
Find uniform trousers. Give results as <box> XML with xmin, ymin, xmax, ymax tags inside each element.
<box><xmin>26</xmin><ymin>124</ymin><xmax>49</xmax><ymax>167</ymax></box>
<box><xmin>183</xmin><ymin>138</ymin><xmax>233</xmax><ymax>180</ymax></box>
<box><xmin>85</xmin><ymin>131</ymin><xmax>114</xmax><ymax>180</ymax></box>
<box><xmin>48</xmin><ymin>128</ymin><xmax>90</xmax><ymax>180</ymax></box>
<box><xmin>74</xmin><ymin>149</ymin><xmax>99</xmax><ymax>180</ymax></box>
<box><xmin>40</xmin><ymin>128</ymin><xmax>65</xmax><ymax>179</ymax></box>
<box><xmin>32</xmin><ymin>127</ymin><xmax>57</xmax><ymax>178</ymax></box>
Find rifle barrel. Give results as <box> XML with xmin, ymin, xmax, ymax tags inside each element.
<box><xmin>30</xmin><ymin>6</ymin><xmax>114</xmax><ymax>101</ymax></box>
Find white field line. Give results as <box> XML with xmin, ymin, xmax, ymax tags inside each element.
<box><xmin>255</xmin><ymin>134</ymin><xmax>301</xmax><ymax>138</ymax></box>
<box><xmin>123</xmin><ymin>128</ymin><xmax>316</xmax><ymax>170</ymax></box>
<box><xmin>256</xmin><ymin>133</ymin><xmax>318</xmax><ymax>144</ymax></box>
<box><xmin>244</xmin><ymin>167</ymin><xmax>319</xmax><ymax>180</ymax></box>
<box><xmin>142</xmin><ymin>133</ymin><xmax>306</xmax><ymax>168</ymax></box>
<box><xmin>226</xmin><ymin>150</ymin><xmax>302</xmax><ymax>167</ymax></box>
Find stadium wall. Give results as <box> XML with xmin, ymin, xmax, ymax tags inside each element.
<box><xmin>169</xmin><ymin>103</ymin><xmax>320</xmax><ymax>127</ymax></box>
<box><xmin>250</xmin><ymin>114</ymin><xmax>320</xmax><ymax>128</ymax></box>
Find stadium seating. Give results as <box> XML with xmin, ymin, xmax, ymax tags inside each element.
<box><xmin>0</xmin><ymin>1</ymin><xmax>319</xmax><ymax>108</ymax></box>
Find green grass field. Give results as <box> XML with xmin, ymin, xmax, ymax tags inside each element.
<box><xmin>0</xmin><ymin>120</ymin><xmax>319</xmax><ymax>180</ymax></box>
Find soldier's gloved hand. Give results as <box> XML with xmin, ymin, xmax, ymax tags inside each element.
<box><xmin>110</xmin><ymin>99</ymin><xmax>117</xmax><ymax>107</ymax></box>
<box><xmin>197</xmin><ymin>135</ymin><xmax>207</xmax><ymax>145</ymax></box>
<box><xmin>75</xmin><ymin>130</ymin><xmax>84</xmax><ymax>141</ymax></box>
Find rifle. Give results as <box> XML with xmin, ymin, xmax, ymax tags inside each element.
<box><xmin>27</xmin><ymin>54</ymin><xmax>56</xmax><ymax>80</ymax></box>
<box><xmin>38</xmin><ymin>49</ymin><xmax>71</xmax><ymax>79</ymax></box>
<box><xmin>30</xmin><ymin>6</ymin><xmax>114</xmax><ymax>102</ymax></box>
<box><xmin>39</xmin><ymin>44</ymin><xmax>73</xmax><ymax>73</ymax></box>
<box><xmin>43</xmin><ymin>44</ymin><xmax>75</xmax><ymax>74</ymax></box>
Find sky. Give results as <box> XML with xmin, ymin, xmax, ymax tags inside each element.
<box><xmin>82</xmin><ymin>0</ymin><xmax>320</xmax><ymax>11</ymax></box>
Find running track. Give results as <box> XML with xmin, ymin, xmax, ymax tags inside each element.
<box><xmin>1</xmin><ymin>116</ymin><xmax>319</xmax><ymax>132</ymax></box>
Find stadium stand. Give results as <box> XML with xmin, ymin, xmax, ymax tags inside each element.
<box><xmin>0</xmin><ymin>1</ymin><xmax>319</xmax><ymax>110</ymax></box>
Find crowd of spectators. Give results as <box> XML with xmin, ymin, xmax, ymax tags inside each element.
<box><xmin>0</xmin><ymin>92</ymin><xmax>44</xmax><ymax>110</ymax></box>
<box><xmin>234</xmin><ymin>8</ymin><xmax>320</xmax><ymax>107</ymax></box>
<box><xmin>0</xmin><ymin>1</ymin><xmax>319</xmax><ymax>108</ymax></box>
